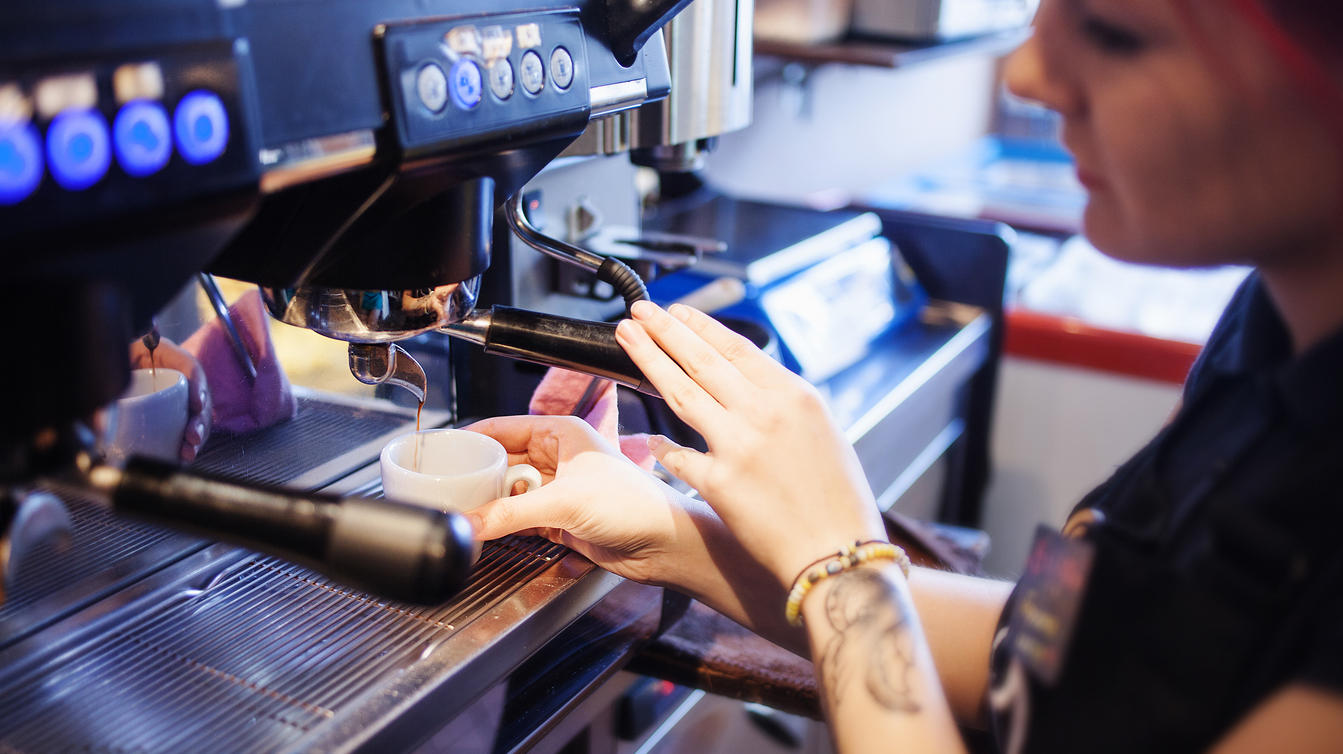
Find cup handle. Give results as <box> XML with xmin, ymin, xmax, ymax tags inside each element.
<box><xmin>504</xmin><ymin>463</ymin><xmax>543</xmax><ymax>495</ymax></box>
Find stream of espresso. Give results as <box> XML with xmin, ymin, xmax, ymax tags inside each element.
<box><xmin>149</xmin><ymin>347</ymin><xmax>157</xmax><ymax>378</ymax></box>
<box><xmin>413</xmin><ymin>399</ymin><xmax>425</xmax><ymax>472</ymax></box>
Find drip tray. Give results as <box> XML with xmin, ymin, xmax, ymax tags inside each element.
<box><xmin>0</xmin><ymin>393</ymin><xmax>617</xmax><ymax>753</ymax></box>
<box><xmin>0</xmin><ymin>534</ymin><xmax>571</xmax><ymax>753</ymax></box>
<box><xmin>0</xmin><ymin>392</ymin><xmax>441</xmax><ymax>656</ymax></box>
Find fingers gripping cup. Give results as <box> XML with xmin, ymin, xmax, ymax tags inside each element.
<box><xmin>380</xmin><ymin>428</ymin><xmax>542</xmax><ymax>517</ymax></box>
<box><xmin>105</xmin><ymin>368</ymin><xmax>189</xmax><ymax>465</ymax></box>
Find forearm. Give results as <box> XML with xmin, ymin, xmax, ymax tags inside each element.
<box><xmin>671</xmin><ymin>501</ymin><xmax>1010</xmax><ymax>727</ymax></box>
<box><xmin>664</xmin><ymin>498</ymin><xmax>810</xmax><ymax>655</ymax></box>
<box><xmin>804</xmin><ymin>563</ymin><xmax>965</xmax><ymax>753</ymax></box>
<box><xmin>907</xmin><ymin>567</ymin><xmax>1012</xmax><ymax>727</ymax></box>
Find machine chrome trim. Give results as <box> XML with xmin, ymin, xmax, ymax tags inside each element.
<box><xmin>260</xmin><ymin>278</ymin><xmax>480</xmax><ymax>344</ymax></box>
<box><xmin>588</xmin><ymin>79</ymin><xmax>649</xmax><ymax>117</ymax></box>
<box><xmin>258</xmin><ymin>130</ymin><xmax>378</xmax><ymax>194</ymax></box>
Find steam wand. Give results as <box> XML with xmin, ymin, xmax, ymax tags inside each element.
<box><xmin>434</xmin><ymin>194</ymin><xmax>661</xmax><ymax>396</ymax></box>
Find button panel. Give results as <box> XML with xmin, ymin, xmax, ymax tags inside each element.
<box><xmin>381</xmin><ymin>10</ymin><xmax>589</xmax><ymax>157</ymax></box>
<box><xmin>0</xmin><ymin>42</ymin><xmax>258</xmax><ymax>237</ymax></box>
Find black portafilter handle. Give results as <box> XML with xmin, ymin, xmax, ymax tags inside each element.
<box><xmin>112</xmin><ymin>458</ymin><xmax>476</xmax><ymax>604</ymax></box>
<box><xmin>479</xmin><ymin>306</ymin><xmax>660</xmax><ymax>397</ymax></box>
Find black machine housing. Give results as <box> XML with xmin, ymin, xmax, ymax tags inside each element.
<box><xmin>0</xmin><ymin>0</ymin><xmax>682</xmax><ymax>442</ymax></box>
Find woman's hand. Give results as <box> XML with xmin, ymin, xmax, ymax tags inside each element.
<box><xmin>615</xmin><ymin>301</ymin><xmax>888</xmax><ymax>590</ymax></box>
<box><xmin>128</xmin><ymin>338</ymin><xmax>212</xmax><ymax>462</ymax></box>
<box><xmin>464</xmin><ymin>415</ymin><xmax>716</xmax><ymax>586</ymax></box>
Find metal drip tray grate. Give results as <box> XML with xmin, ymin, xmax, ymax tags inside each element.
<box><xmin>192</xmin><ymin>393</ymin><xmax>426</xmax><ymax>489</ymax></box>
<box><xmin>0</xmin><ymin>494</ymin><xmax>201</xmax><ymax>648</ymax></box>
<box><xmin>0</xmin><ymin>535</ymin><xmax>567</xmax><ymax>752</ymax></box>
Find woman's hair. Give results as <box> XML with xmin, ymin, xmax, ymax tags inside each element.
<box><xmin>1172</xmin><ymin>0</ymin><xmax>1343</xmax><ymax>141</ymax></box>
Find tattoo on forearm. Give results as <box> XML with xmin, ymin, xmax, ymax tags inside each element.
<box><xmin>818</xmin><ymin>568</ymin><xmax>921</xmax><ymax>714</ymax></box>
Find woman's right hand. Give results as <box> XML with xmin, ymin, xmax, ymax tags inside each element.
<box><xmin>614</xmin><ymin>301</ymin><xmax>889</xmax><ymax>591</ymax></box>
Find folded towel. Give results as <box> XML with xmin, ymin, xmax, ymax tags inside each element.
<box><xmin>528</xmin><ymin>368</ymin><xmax>656</xmax><ymax>471</ymax></box>
<box><xmin>183</xmin><ymin>289</ymin><xmax>297</xmax><ymax>435</ymax></box>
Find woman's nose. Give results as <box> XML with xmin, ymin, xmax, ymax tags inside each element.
<box><xmin>1002</xmin><ymin>34</ymin><xmax>1047</xmax><ymax>106</ymax></box>
<box><xmin>1002</xmin><ymin>10</ymin><xmax>1084</xmax><ymax>118</ymax></box>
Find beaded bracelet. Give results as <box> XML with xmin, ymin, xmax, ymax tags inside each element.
<box><xmin>785</xmin><ymin>540</ymin><xmax>911</xmax><ymax>627</ymax></box>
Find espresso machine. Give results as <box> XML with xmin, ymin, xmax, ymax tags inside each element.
<box><xmin>0</xmin><ymin>0</ymin><xmax>760</xmax><ymax>750</ymax></box>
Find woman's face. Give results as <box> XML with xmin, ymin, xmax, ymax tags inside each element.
<box><xmin>1003</xmin><ymin>0</ymin><xmax>1342</xmax><ymax>269</ymax></box>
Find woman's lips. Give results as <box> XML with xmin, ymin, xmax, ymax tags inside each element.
<box><xmin>1076</xmin><ymin>165</ymin><xmax>1106</xmax><ymax>190</ymax></box>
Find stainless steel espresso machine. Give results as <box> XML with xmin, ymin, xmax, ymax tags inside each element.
<box><xmin>0</xmin><ymin>0</ymin><xmax>757</xmax><ymax>751</ymax></box>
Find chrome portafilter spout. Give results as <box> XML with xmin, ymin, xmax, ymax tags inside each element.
<box><xmin>349</xmin><ymin>343</ymin><xmax>427</xmax><ymax>405</ymax></box>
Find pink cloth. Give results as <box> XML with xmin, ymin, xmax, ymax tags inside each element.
<box><xmin>529</xmin><ymin>368</ymin><xmax>656</xmax><ymax>471</ymax></box>
<box><xmin>183</xmin><ymin>289</ymin><xmax>297</xmax><ymax>434</ymax></box>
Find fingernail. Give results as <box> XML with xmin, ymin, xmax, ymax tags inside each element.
<box><xmin>647</xmin><ymin>434</ymin><xmax>669</xmax><ymax>452</ymax></box>
<box><xmin>464</xmin><ymin>511</ymin><xmax>483</xmax><ymax>534</ymax></box>
<box><xmin>630</xmin><ymin>300</ymin><xmax>657</xmax><ymax>320</ymax></box>
<box><xmin>668</xmin><ymin>304</ymin><xmax>691</xmax><ymax>321</ymax></box>
<box><xmin>615</xmin><ymin>319</ymin><xmax>636</xmax><ymax>341</ymax></box>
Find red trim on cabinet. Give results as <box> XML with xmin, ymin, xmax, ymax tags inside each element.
<box><xmin>1004</xmin><ymin>308</ymin><xmax>1204</xmax><ymax>385</ymax></box>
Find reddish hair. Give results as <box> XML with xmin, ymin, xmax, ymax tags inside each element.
<box><xmin>1172</xmin><ymin>0</ymin><xmax>1343</xmax><ymax>136</ymax></box>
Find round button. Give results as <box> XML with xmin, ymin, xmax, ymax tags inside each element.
<box><xmin>416</xmin><ymin>63</ymin><xmax>449</xmax><ymax>114</ymax></box>
<box><xmin>47</xmin><ymin>109</ymin><xmax>111</xmax><ymax>191</ymax></box>
<box><xmin>113</xmin><ymin>101</ymin><xmax>172</xmax><ymax>177</ymax></box>
<box><xmin>173</xmin><ymin>90</ymin><xmax>230</xmax><ymax>166</ymax></box>
<box><xmin>519</xmin><ymin>51</ymin><xmax>545</xmax><ymax>96</ymax></box>
<box><xmin>0</xmin><ymin>121</ymin><xmax>43</xmax><ymax>205</ymax></box>
<box><xmin>488</xmin><ymin>60</ymin><xmax>515</xmax><ymax>100</ymax></box>
<box><xmin>550</xmin><ymin>47</ymin><xmax>574</xmax><ymax>91</ymax></box>
<box><xmin>449</xmin><ymin>59</ymin><xmax>483</xmax><ymax>111</ymax></box>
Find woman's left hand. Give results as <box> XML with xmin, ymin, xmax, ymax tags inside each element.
<box><xmin>128</xmin><ymin>338</ymin><xmax>212</xmax><ymax>462</ymax></box>
<box><xmin>464</xmin><ymin>415</ymin><xmax>719</xmax><ymax>587</ymax></box>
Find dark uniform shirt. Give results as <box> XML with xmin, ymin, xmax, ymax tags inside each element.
<box><xmin>988</xmin><ymin>274</ymin><xmax>1343</xmax><ymax>753</ymax></box>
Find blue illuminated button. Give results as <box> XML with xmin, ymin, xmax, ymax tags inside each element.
<box><xmin>449</xmin><ymin>59</ymin><xmax>483</xmax><ymax>110</ymax></box>
<box><xmin>173</xmin><ymin>90</ymin><xmax>229</xmax><ymax>165</ymax></box>
<box><xmin>47</xmin><ymin>109</ymin><xmax>111</xmax><ymax>191</ymax></box>
<box><xmin>113</xmin><ymin>100</ymin><xmax>172</xmax><ymax>177</ymax></box>
<box><xmin>0</xmin><ymin>121</ymin><xmax>43</xmax><ymax>205</ymax></box>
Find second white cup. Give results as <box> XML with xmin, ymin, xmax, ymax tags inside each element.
<box><xmin>380</xmin><ymin>428</ymin><xmax>542</xmax><ymax>515</ymax></box>
<box><xmin>105</xmin><ymin>368</ymin><xmax>189</xmax><ymax>465</ymax></box>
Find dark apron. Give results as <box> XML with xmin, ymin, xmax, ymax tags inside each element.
<box><xmin>992</xmin><ymin>419</ymin><xmax>1341</xmax><ymax>754</ymax></box>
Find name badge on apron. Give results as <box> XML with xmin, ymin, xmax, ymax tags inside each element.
<box><xmin>1008</xmin><ymin>525</ymin><xmax>1096</xmax><ymax>686</ymax></box>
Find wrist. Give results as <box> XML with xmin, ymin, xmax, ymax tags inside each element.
<box><xmin>785</xmin><ymin>540</ymin><xmax>911</xmax><ymax>627</ymax></box>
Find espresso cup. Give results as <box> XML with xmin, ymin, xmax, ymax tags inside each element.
<box><xmin>105</xmin><ymin>368</ymin><xmax>189</xmax><ymax>465</ymax></box>
<box><xmin>380</xmin><ymin>428</ymin><xmax>542</xmax><ymax>515</ymax></box>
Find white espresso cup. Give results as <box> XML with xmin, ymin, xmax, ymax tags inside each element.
<box><xmin>105</xmin><ymin>368</ymin><xmax>189</xmax><ymax>465</ymax></box>
<box><xmin>380</xmin><ymin>428</ymin><xmax>542</xmax><ymax>515</ymax></box>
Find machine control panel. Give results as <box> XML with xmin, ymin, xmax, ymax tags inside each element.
<box><xmin>379</xmin><ymin>10</ymin><xmax>590</xmax><ymax>158</ymax></box>
<box><xmin>0</xmin><ymin>42</ymin><xmax>259</xmax><ymax>236</ymax></box>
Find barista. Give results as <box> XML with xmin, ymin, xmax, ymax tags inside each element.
<box><xmin>467</xmin><ymin>0</ymin><xmax>1343</xmax><ymax>751</ymax></box>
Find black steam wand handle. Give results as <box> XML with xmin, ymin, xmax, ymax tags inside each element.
<box><xmin>111</xmin><ymin>458</ymin><xmax>476</xmax><ymax>604</ymax></box>
<box><xmin>463</xmin><ymin>306</ymin><xmax>660</xmax><ymax>397</ymax></box>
